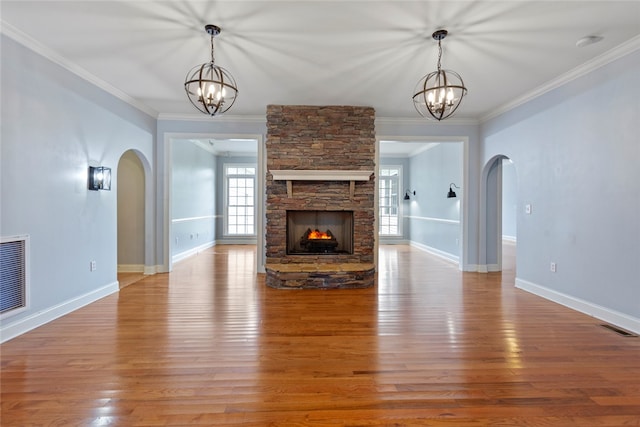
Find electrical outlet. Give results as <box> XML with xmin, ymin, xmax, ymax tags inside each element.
<box><xmin>90</xmin><ymin>260</ymin><xmax>97</xmax><ymax>271</ymax></box>
<box><xmin>550</xmin><ymin>262</ymin><xmax>556</xmax><ymax>273</ymax></box>
<box><xmin>525</xmin><ymin>204</ymin><xmax>532</xmax><ymax>214</ymax></box>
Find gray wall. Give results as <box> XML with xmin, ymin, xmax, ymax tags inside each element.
<box><xmin>375</xmin><ymin>121</ymin><xmax>481</xmax><ymax>271</ymax></box>
<box><xmin>171</xmin><ymin>141</ymin><xmax>217</xmax><ymax>260</ymax></box>
<box><xmin>481</xmin><ymin>49</ymin><xmax>640</xmax><ymax>327</ymax></box>
<box><xmin>407</xmin><ymin>143</ymin><xmax>463</xmax><ymax>260</ymax></box>
<box><xmin>501</xmin><ymin>159</ymin><xmax>518</xmax><ymax>241</ymax></box>
<box><xmin>1</xmin><ymin>35</ymin><xmax>156</xmax><ymax>339</ymax></box>
<box><xmin>156</xmin><ymin>118</ymin><xmax>267</xmax><ymax>269</ymax></box>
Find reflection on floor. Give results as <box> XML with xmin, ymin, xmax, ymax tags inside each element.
<box><xmin>117</xmin><ymin>272</ymin><xmax>145</xmax><ymax>289</ymax></box>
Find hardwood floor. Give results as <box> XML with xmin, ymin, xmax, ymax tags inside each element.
<box><xmin>2</xmin><ymin>244</ymin><xmax>639</xmax><ymax>426</ymax></box>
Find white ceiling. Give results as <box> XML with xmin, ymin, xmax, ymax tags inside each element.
<box><xmin>1</xmin><ymin>1</ymin><xmax>639</xmax><ymax>122</ymax></box>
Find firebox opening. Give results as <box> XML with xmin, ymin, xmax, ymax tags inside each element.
<box><xmin>287</xmin><ymin>210</ymin><xmax>354</xmax><ymax>255</ymax></box>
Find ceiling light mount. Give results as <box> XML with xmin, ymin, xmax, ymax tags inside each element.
<box><xmin>432</xmin><ymin>29</ymin><xmax>448</xmax><ymax>41</ymax></box>
<box><xmin>412</xmin><ymin>29</ymin><xmax>467</xmax><ymax>121</ymax></box>
<box><xmin>204</xmin><ymin>24</ymin><xmax>221</xmax><ymax>37</ymax></box>
<box><xmin>184</xmin><ymin>24</ymin><xmax>238</xmax><ymax>117</ymax></box>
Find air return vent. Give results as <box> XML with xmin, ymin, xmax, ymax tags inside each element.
<box><xmin>600</xmin><ymin>324</ymin><xmax>637</xmax><ymax>337</ymax></box>
<box><xmin>1</xmin><ymin>235</ymin><xmax>29</xmax><ymax>318</ymax></box>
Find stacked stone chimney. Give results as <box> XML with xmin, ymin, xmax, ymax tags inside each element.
<box><xmin>265</xmin><ymin>105</ymin><xmax>376</xmax><ymax>277</ymax></box>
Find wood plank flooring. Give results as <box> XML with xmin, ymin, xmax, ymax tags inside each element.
<box><xmin>2</xmin><ymin>244</ymin><xmax>639</xmax><ymax>426</ymax></box>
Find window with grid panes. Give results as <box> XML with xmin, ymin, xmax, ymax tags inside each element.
<box><xmin>225</xmin><ymin>165</ymin><xmax>256</xmax><ymax>236</ymax></box>
<box><xmin>379</xmin><ymin>167</ymin><xmax>401</xmax><ymax>236</ymax></box>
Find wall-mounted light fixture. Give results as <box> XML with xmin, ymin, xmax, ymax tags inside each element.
<box><xmin>404</xmin><ymin>190</ymin><xmax>416</xmax><ymax>200</ymax></box>
<box><xmin>88</xmin><ymin>166</ymin><xmax>111</xmax><ymax>191</ymax></box>
<box><xmin>447</xmin><ymin>183</ymin><xmax>459</xmax><ymax>198</ymax></box>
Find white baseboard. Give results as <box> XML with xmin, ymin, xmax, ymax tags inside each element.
<box><xmin>118</xmin><ymin>264</ymin><xmax>160</xmax><ymax>275</ymax></box>
<box><xmin>215</xmin><ymin>239</ymin><xmax>257</xmax><ymax>245</ymax></box>
<box><xmin>0</xmin><ymin>281</ymin><xmax>119</xmax><ymax>343</ymax></box>
<box><xmin>502</xmin><ymin>235</ymin><xmax>517</xmax><ymax>243</ymax></box>
<box><xmin>117</xmin><ymin>264</ymin><xmax>144</xmax><ymax>273</ymax></box>
<box><xmin>515</xmin><ymin>278</ymin><xmax>640</xmax><ymax>335</ymax></box>
<box><xmin>380</xmin><ymin>238</ymin><xmax>410</xmax><ymax>245</ymax></box>
<box><xmin>143</xmin><ymin>265</ymin><xmax>162</xmax><ymax>275</ymax></box>
<box><xmin>409</xmin><ymin>241</ymin><xmax>459</xmax><ymax>265</ymax></box>
<box><xmin>172</xmin><ymin>241</ymin><xmax>216</xmax><ymax>264</ymax></box>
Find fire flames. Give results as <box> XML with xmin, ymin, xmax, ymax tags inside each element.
<box><xmin>308</xmin><ymin>230</ymin><xmax>333</xmax><ymax>240</ymax></box>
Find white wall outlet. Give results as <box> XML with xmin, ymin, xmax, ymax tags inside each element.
<box><xmin>550</xmin><ymin>262</ymin><xmax>556</xmax><ymax>273</ymax></box>
<box><xmin>525</xmin><ymin>204</ymin><xmax>532</xmax><ymax>214</ymax></box>
<box><xmin>90</xmin><ymin>260</ymin><xmax>97</xmax><ymax>271</ymax></box>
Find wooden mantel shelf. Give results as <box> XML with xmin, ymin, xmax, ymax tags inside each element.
<box><xmin>270</xmin><ymin>170</ymin><xmax>374</xmax><ymax>198</ymax></box>
<box><xmin>270</xmin><ymin>170</ymin><xmax>373</xmax><ymax>181</ymax></box>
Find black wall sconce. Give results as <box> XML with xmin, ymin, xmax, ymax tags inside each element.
<box><xmin>88</xmin><ymin>166</ymin><xmax>111</xmax><ymax>191</ymax></box>
<box><xmin>447</xmin><ymin>183</ymin><xmax>459</xmax><ymax>198</ymax></box>
<box><xmin>404</xmin><ymin>190</ymin><xmax>416</xmax><ymax>200</ymax></box>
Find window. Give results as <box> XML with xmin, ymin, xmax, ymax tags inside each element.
<box><xmin>225</xmin><ymin>165</ymin><xmax>256</xmax><ymax>236</ymax></box>
<box><xmin>379</xmin><ymin>167</ymin><xmax>401</xmax><ymax>236</ymax></box>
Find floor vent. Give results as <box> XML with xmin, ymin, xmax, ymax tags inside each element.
<box><xmin>600</xmin><ymin>324</ymin><xmax>637</xmax><ymax>337</ymax></box>
<box><xmin>1</xmin><ymin>235</ymin><xmax>29</xmax><ymax>317</ymax></box>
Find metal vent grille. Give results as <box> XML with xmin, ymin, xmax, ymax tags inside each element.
<box><xmin>1</xmin><ymin>236</ymin><xmax>28</xmax><ymax>316</ymax></box>
<box><xmin>600</xmin><ymin>324</ymin><xmax>637</xmax><ymax>337</ymax></box>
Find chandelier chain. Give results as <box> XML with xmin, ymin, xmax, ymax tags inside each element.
<box><xmin>437</xmin><ymin>39</ymin><xmax>442</xmax><ymax>72</ymax></box>
<box><xmin>210</xmin><ymin>34</ymin><xmax>215</xmax><ymax>64</ymax></box>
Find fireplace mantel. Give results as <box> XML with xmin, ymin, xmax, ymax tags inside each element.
<box><xmin>270</xmin><ymin>170</ymin><xmax>373</xmax><ymax>181</ymax></box>
<box><xmin>270</xmin><ymin>170</ymin><xmax>374</xmax><ymax>198</ymax></box>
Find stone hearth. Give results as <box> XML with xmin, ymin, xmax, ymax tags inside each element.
<box><xmin>265</xmin><ymin>105</ymin><xmax>376</xmax><ymax>289</ymax></box>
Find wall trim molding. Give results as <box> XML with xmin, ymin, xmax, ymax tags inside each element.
<box><xmin>0</xmin><ymin>21</ymin><xmax>158</xmax><ymax>118</ymax></box>
<box><xmin>216</xmin><ymin>239</ymin><xmax>258</xmax><ymax>245</ymax></box>
<box><xmin>172</xmin><ymin>241</ymin><xmax>216</xmax><ymax>265</ymax></box>
<box><xmin>147</xmin><ymin>265</ymin><xmax>167</xmax><ymax>274</ymax></box>
<box><xmin>515</xmin><ymin>278</ymin><xmax>640</xmax><ymax>335</ymax></box>
<box><xmin>380</xmin><ymin>238</ymin><xmax>410</xmax><ymax>245</ymax></box>
<box><xmin>0</xmin><ymin>282</ymin><xmax>119</xmax><ymax>343</ymax></box>
<box><xmin>407</xmin><ymin>215</ymin><xmax>460</xmax><ymax>225</ymax></box>
<box><xmin>409</xmin><ymin>241</ymin><xmax>459</xmax><ymax>265</ymax></box>
<box><xmin>117</xmin><ymin>264</ymin><xmax>144</xmax><ymax>273</ymax></box>
<box><xmin>157</xmin><ymin>113</ymin><xmax>266</xmax><ymax>123</ymax></box>
<box><xmin>172</xmin><ymin>215</ymin><xmax>216</xmax><ymax>223</ymax></box>
<box><xmin>481</xmin><ymin>35</ymin><xmax>640</xmax><ymax>122</ymax></box>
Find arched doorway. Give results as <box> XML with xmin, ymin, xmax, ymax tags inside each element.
<box><xmin>117</xmin><ymin>150</ymin><xmax>147</xmax><ymax>288</ymax></box>
<box><xmin>481</xmin><ymin>155</ymin><xmax>517</xmax><ymax>274</ymax></box>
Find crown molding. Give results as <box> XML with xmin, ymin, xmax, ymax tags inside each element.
<box><xmin>375</xmin><ymin>116</ymin><xmax>479</xmax><ymax>126</ymax></box>
<box><xmin>481</xmin><ymin>34</ymin><xmax>640</xmax><ymax>123</ymax></box>
<box><xmin>157</xmin><ymin>113</ymin><xmax>267</xmax><ymax>123</ymax></box>
<box><xmin>1</xmin><ymin>20</ymin><xmax>159</xmax><ymax>119</ymax></box>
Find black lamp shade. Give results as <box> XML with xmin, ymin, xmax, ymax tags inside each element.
<box><xmin>447</xmin><ymin>188</ymin><xmax>457</xmax><ymax>198</ymax></box>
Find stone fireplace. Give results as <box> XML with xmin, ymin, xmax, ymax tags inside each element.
<box><xmin>265</xmin><ymin>105</ymin><xmax>376</xmax><ymax>289</ymax></box>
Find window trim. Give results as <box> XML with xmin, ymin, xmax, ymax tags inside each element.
<box><xmin>379</xmin><ymin>165</ymin><xmax>403</xmax><ymax>237</ymax></box>
<box><xmin>223</xmin><ymin>163</ymin><xmax>257</xmax><ymax>237</ymax></box>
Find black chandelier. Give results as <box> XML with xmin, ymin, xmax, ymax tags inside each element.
<box><xmin>184</xmin><ymin>24</ymin><xmax>238</xmax><ymax>116</ymax></box>
<box><xmin>412</xmin><ymin>29</ymin><xmax>467</xmax><ymax>121</ymax></box>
